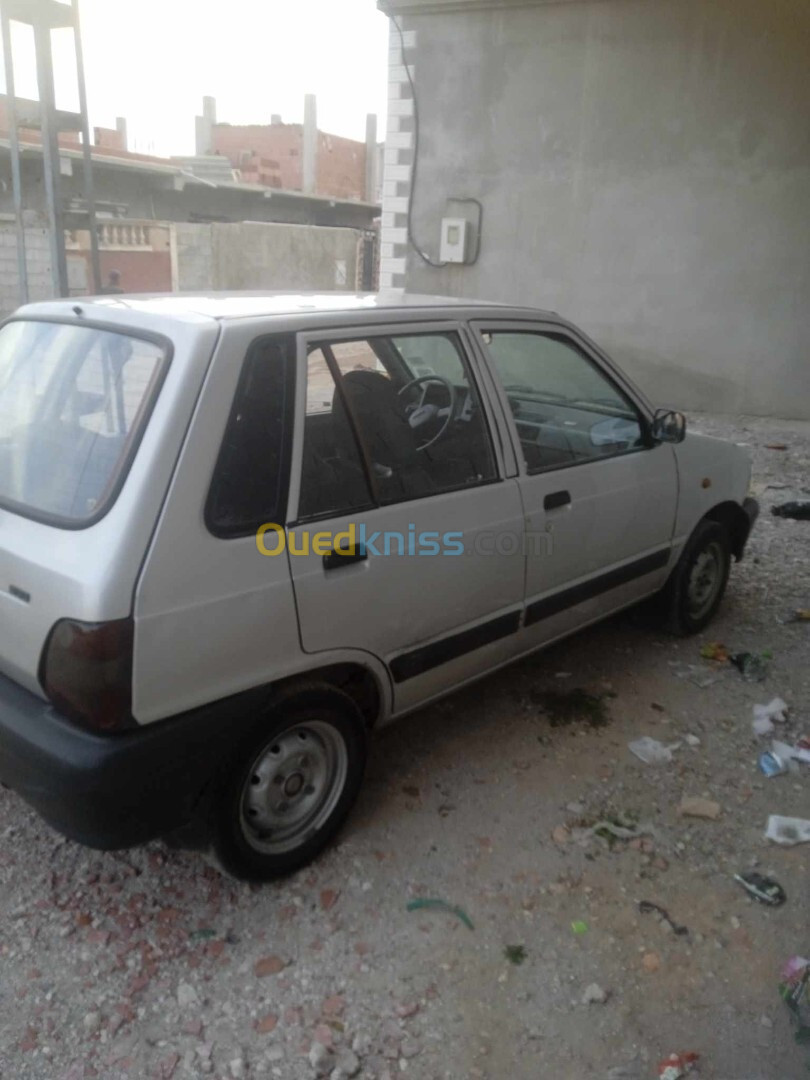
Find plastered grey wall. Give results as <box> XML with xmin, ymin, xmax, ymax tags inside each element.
<box><xmin>394</xmin><ymin>0</ymin><xmax>810</xmax><ymax>419</ymax></box>
<box><xmin>174</xmin><ymin>222</ymin><xmax>361</xmax><ymax>292</ymax></box>
<box><xmin>0</xmin><ymin>216</ymin><xmax>53</xmax><ymax>316</ymax></box>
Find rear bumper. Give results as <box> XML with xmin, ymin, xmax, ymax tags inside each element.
<box><xmin>0</xmin><ymin>672</ymin><xmax>261</xmax><ymax>850</ymax></box>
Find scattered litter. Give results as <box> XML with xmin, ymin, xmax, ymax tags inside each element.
<box><xmin>628</xmin><ymin>736</ymin><xmax>680</xmax><ymax>765</ymax></box>
<box><xmin>752</xmin><ymin>697</ymin><xmax>789</xmax><ymax>736</ymax></box>
<box><xmin>783</xmin><ymin>956</ymin><xmax>810</xmax><ymax>980</ymax></box>
<box><xmin>657</xmin><ymin>1051</ymin><xmax>700</xmax><ymax>1079</ymax></box>
<box><xmin>571</xmin><ymin>920</ymin><xmax>589</xmax><ymax>935</ymax></box>
<box><xmin>772</xmin><ymin>738</ymin><xmax>810</xmax><ymax>766</ymax></box>
<box><xmin>638</xmin><ymin>900</ymin><xmax>688</xmax><ymax>936</ymax></box>
<box><xmin>684</xmin><ymin>733</ymin><xmax>701</xmax><ymax>747</ymax></box>
<box><xmin>581</xmin><ymin>982</ymin><xmax>609</xmax><ymax>1004</ymax></box>
<box><xmin>730</xmin><ymin>651</ymin><xmax>771</xmax><ymax>682</ymax></box>
<box><xmin>779</xmin><ymin>956</ymin><xmax>810</xmax><ymax>1047</ymax></box>
<box><xmin>406</xmin><ymin>898</ymin><xmax>474</xmax><ymax>930</ymax></box>
<box><xmin>765</xmin><ymin>816</ymin><xmax>810</xmax><ymax>846</ymax></box>
<box><xmin>606</xmin><ymin>1064</ymin><xmax>644</xmax><ymax>1080</ymax></box>
<box><xmin>788</xmin><ymin>609</ymin><xmax>810</xmax><ymax>623</ymax></box>
<box><xmin>642</xmin><ymin>952</ymin><xmax>661</xmax><ymax>973</ymax></box>
<box><xmin>759</xmin><ymin>750</ymin><xmax>789</xmax><ymax>777</ymax></box>
<box><xmin>554</xmin><ymin>671</ymin><xmax>573</xmax><ymax>679</ymax></box>
<box><xmin>576</xmin><ymin>818</ymin><xmax>657</xmax><ymax>846</ymax></box>
<box><xmin>733</xmin><ymin>871</ymin><xmax>786</xmax><ymax>907</ymax></box>
<box><xmin>753</xmin><ymin>716</ymin><xmax>775</xmax><ymax>736</ymax></box>
<box><xmin>189</xmin><ymin>928</ymin><xmax>218</xmax><ymax>941</ymax></box>
<box><xmin>672</xmin><ymin>664</ymin><xmax>725</xmax><ymax>688</ymax></box>
<box><xmin>503</xmin><ymin>944</ymin><xmax>526</xmax><ymax>965</ymax></box>
<box><xmin>678</xmin><ymin>796</ymin><xmax>722</xmax><ymax>820</ymax></box>
<box><xmin>772</xmin><ymin>501</ymin><xmax>810</xmax><ymax>521</ymax></box>
<box><xmin>700</xmin><ymin>641</ymin><xmax>729</xmax><ymax>662</ymax></box>
<box><xmin>765</xmin><ymin>443</ymin><xmax>789</xmax><ymax>451</ymax></box>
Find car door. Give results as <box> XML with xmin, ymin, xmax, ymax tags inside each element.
<box><xmin>285</xmin><ymin>323</ymin><xmax>526</xmax><ymax>715</ymax></box>
<box><xmin>472</xmin><ymin>321</ymin><xmax>679</xmax><ymax>648</ymax></box>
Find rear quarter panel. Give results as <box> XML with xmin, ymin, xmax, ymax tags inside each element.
<box><xmin>133</xmin><ymin>320</ymin><xmax>314</xmax><ymax>724</ymax></box>
<box><xmin>0</xmin><ymin>310</ymin><xmax>219</xmax><ymax>696</ymax></box>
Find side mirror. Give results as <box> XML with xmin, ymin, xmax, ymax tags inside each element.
<box><xmin>651</xmin><ymin>408</ymin><xmax>686</xmax><ymax>444</ymax></box>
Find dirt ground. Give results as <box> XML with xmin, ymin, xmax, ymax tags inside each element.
<box><xmin>0</xmin><ymin>412</ymin><xmax>808</xmax><ymax>1080</ymax></box>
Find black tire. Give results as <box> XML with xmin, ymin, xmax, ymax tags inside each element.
<box><xmin>661</xmin><ymin>519</ymin><xmax>732</xmax><ymax>636</ymax></box>
<box><xmin>212</xmin><ymin>686</ymin><xmax>367</xmax><ymax>881</ymax></box>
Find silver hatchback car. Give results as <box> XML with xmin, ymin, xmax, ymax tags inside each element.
<box><xmin>0</xmin><ymin>293</ymin><xmax>757</xmax><ymax>879</ymax></box>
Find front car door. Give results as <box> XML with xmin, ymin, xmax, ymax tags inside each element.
<box><xmin>472</xmin><ymin>321</ymin><xmax>679</xmax><ymax>648</ymax></box>
<box><xmin>285</xmin><ymin>322</ymin><xmax>526</xmax><ymax>716</ymax></box>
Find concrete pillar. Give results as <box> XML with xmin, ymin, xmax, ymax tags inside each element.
<box><xmin>365</xmin><ymin>113</ymin><xmax>378</xmax><ymax>203</ymax></box>
<box><xmin>195</xmin><ymin>96</ymin><xmax>217</xmax><ymax>155</ymax></box>
<box><xmin>302</xmin><ymin>93</ymin><xmax>317</xmax><ymax>195</ymax></box>
<box><xmin>115</xmin><ymin>116</ymin><xmax>127</xmax><ymax>150</ymax></box>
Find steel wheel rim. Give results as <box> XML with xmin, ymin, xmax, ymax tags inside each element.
<box><xmin>239</xmin><ymin>721</ymin><xmax>348</xmax><ymax>855</ymax></box>
<box><xmin>687</xmin><ymin>541</ymin><xmax>724</xmax><ymax>619</ymax></box>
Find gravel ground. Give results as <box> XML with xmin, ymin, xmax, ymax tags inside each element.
<box><xmin>1</xmin><ymin>412</ymin><xmax>808</xmax><ymax>1080</ymax></box>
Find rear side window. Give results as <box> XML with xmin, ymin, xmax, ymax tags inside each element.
<box><xmin>206</xmin><ymin>335</ymin><xmax>294</xmax><ymax>537</ymax></box>
<box><xmin>0</xmin><ymin>319</ymin><xmax>167</xmax><ymax>526</ymax></box>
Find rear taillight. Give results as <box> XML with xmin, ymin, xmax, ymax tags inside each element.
<box><xmin>40</xmin><ymin>618</ymin><xmax>135</xmax><ymax>733</ymax></box>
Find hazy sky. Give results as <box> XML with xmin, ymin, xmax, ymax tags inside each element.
<box><xmin>1</xmin><ymin>0</ymin><xmax>390</xmax><ymax>156</ymax></box>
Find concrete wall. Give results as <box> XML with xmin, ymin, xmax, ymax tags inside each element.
<box><xmin>383</xmin><ymin>0</ymin><xmax>810</xmax><ymax>419</ymax></box>
<box><xmin>0</xmin><ymin>215</ymin><xmax>53</xmax><ymax>314</ymax></box>
<box><xmin>173</xmin><ymin>221</ymin><xmax>363</xmax><ymax>292</ymax></box>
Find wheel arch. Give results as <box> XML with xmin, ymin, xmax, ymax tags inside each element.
<box><xmin>703</xmin><ymin>500</ymin><xmax>752</xmax><ymax>562</ymax></box>
<box><xmin>268</xmin><ymin>662</ymin><xmax>385</xmax><ymax>728</ymax></box>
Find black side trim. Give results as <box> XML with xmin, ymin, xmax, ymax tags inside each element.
<box><xmin>525</xmin><ymin>548</ymin><xmax>671</xmax><ymax>627</ymax></box>
<box><xmin>390</xmin><ymin>610</ymin><xmax>521</xmax><ymax>684</ymax></box>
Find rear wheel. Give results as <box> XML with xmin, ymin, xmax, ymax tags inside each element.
<box><xmin>212</xmin><ymin>688</ymin><xmax>367</xmax><ymax>881</ymax></box>
<box><xmin>662</xmin><ymin>519</ymin><xmax>732</xmax><ymax>635</ymax></box>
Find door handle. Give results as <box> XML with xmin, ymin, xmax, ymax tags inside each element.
<box><xmin>544</xmin><ymin>490</ymin><xmax>571</xmax><ymax>511</ymax></box>
<box><xmin>323</xmin><ymin>545</ymin><xmax>368</xmax><ymax>571</ymax></box>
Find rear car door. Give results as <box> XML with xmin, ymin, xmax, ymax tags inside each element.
<box><xmin>473</xmin><ymin>321</ymin><xmax>679</xmax><ymax>645</ymax></box>
<box><xmin>285</xmin><ymin>323</ymin><xmax>526</xmax><ymax>715</ymax></box>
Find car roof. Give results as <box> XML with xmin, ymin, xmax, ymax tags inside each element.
<box><xmin>14</xmin><ymin>290</ymin><xmax>558</xmax><ymax>325</ymax></box>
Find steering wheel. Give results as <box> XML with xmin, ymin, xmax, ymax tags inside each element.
<box><xmin>398</xmin><ymin>374</ymin><xmax>457</xmax><ymax>450</ymax></box>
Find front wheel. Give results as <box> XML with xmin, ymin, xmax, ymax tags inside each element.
<box><xmin>662</xmin><ymin>519</ymin><xmax>732</xmax><ymax>635</ymax></box>
<box><xmin>212</xmin><ymin>688</ymin><xmax>367</xmax><ymax>881</ymax></box>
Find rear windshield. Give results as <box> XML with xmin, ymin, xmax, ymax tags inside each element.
<box><xmin>0</xmin><ymin>320</ymin><xmax>167</xmax><ymax>526</ymax></box>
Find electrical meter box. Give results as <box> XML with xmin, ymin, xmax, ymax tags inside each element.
<box><xmin>440</xmin><ymin>217</ymin><xmax>471</xmax><ymax>264</ymax></box>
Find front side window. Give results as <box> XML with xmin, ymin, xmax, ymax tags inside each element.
<box><xmin>298</xmin><ymin>331</ymin><xmax>496</xmax><ymax>521</ymax></box>
<box><xmin>0</xmin><ymin>320</ymin><xmax>166</xmax><ymax>525</ymax></box>
<box><xmin>482</xmin><ymin>330</ymin><xmax>645</xmax><ymax>473</ymax></box>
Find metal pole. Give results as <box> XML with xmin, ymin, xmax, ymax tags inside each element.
<box><xmin>72</xmin><ymin>0</ymin><xmax>101</xmax><ymax>292</ymax></box>
<box><xmin>33</xmin><ymin>7</ymin><xmax>69</xmax><ymax>296</ymax></box>
<box><xmin>0</xmin><ymin>11</ymin><xmax>29</xmax><ymax>303</ymax></box>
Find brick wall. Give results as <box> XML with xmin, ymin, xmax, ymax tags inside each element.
<box><xmin>316</xmin><ymin>132</ymin><xmax>366</xmax><ymax>201</ymax></box>
<box><xmin>210</xmin><ymin>122</ymin><xmax>368</xmax><ymax>200</ymax></box>
<box><xmin>93</xmin><ymin>126</ymin><xmax>127</xmax><ymax>151</ymax></box>
<box><xmin>210</xmin><ymin>124</ymin><xmax>303</xmax><ymax>190</ymax></box>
